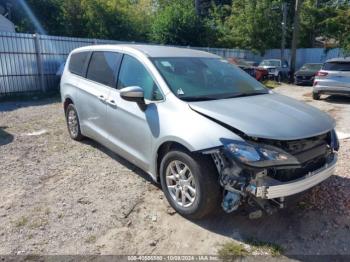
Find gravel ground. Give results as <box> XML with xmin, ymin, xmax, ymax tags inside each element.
<box><xmin>0</xmin><ymin>84</ymin><xmax>349</xmax><ymax>257</ymax></box>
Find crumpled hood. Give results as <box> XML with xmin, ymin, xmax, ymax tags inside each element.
<box><xmin>189</xmin><ymin>93</ymin><xmax>335</xmax><ymax>140</ymax></box>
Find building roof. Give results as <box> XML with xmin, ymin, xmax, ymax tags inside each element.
<box><xmin>0</xmin><ymin>15</ymin><xmax>15</xmax><ymax>32</ymax></box>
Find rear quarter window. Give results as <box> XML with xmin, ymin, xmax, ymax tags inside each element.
<box><xmin>323</xmin><ymin>62</ymin><xmax>350</xmax><ymax>71</ymax></box>
<box><xmin>69</xmin><ymin>52</ymin><xmax>90</xmax><ymax>76</ymax></box>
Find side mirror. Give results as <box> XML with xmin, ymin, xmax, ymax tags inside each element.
<box><xmin>120</xmin><ymin>86</ymin><xmax>144</xmax><ymax>103</ymax></box>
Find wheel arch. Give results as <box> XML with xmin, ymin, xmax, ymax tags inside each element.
<box><xmin>155</xmin><ymin>140</ymin><xmax>194</xmax><ymax>182</ymax></box>
<box><xmin>63</xmin><ymin>96</ymin><xmax>74</xmax><ymax>113</ymax></box>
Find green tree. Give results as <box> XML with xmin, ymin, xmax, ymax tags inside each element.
<box><xmin>322</xmin><ymin>7</ymin><xmax>350</xmax><ymax>55</ymax></box>
<box><xmin>150</xmin><ymin>0</ymin><xmax>212</xmax><ymax>46</ymax></box>
<box><xmin>4</xmin><ymin>0</ymin><xmax>63</xmax><ymax>35</ymax></box>
<box><xmin>214</xmin><ymin>0</ymin><xmax>284</xmax><ymax>53</ymax></box>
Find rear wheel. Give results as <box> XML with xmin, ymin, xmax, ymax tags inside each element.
<box><xmin>160</xmin><ymin>149</ymin><xmax>220</xmax><ymax>219</ymax></box>
<box><xmin>65</xmin><ymin>104</ymin><xmax>84</xmax><ymax>141</ymax></box>
<box><xmin>312</xmin><ymin>92</ymin><xmax>321</xmax><ymax>100</ymax></box>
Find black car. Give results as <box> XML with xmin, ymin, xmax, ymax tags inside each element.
<box><xmin>294</xmin><ymin>63</ymin><xmax>323</xmax><ymax>86</ymax></box>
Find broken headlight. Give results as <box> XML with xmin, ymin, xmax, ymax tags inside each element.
<box><xmin>224</xmin><ymin>141</ymin><xmax>299</xmax><ymax>168</ymax></box>
<box><xmin>330</xmin><ymin>129</ymin><xmax>339</xmax><ymax>151</ymax></box>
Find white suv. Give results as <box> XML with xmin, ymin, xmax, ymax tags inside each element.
<box><xmin>313</xmin><ymin>58</ymin><xmax>350</xmax><ymax>100</ymax></box>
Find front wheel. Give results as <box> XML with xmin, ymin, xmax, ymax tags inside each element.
<box><xmin>160</xmin><ymin>149</ymin><xmax>220</xmax><ymax>219</ymax></box>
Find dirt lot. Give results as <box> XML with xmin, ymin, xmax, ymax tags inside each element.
<box><xmin>0</xmin><ymin>84</ymin><xmax>350</xmax><ymax>257</ymax></box>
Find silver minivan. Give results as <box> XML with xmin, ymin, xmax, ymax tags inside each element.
<box><xmin>61</xmin><ymin>45</ymin><xmax>339</xmax><ymax>219</ymax></box>
<box><xmin>313</xmin><ymin>58</ymin><xmax>350</xmax><ymax>99</ymax></box>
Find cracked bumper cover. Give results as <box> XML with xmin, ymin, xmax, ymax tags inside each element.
<box><xmin>248</xmin><ymin>155</ymin><xmax>337</xmax><ymax>199</ymax></box>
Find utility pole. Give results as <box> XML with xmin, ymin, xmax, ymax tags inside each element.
<box><xmin>281</xmin><ymin>1</ymin><xmax>288</xmax><ymax>62</ymax></box>
<box><xmin>290</xmin><ymin>0</ymin><xmax>303</xmax><ymax>82</ymax></box>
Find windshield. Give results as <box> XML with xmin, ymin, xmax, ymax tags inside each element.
<box><xmin>259</xmin><ymin>60</ymin><xmax>281</xmax><ymax>67</ymax></box>
<box><xmin>152</xmin><ymin>57</ymin><xmax>268</xmax><ymax>101</ymax></box>
<box><xmin>300</xmin><ymin>64</ymin><xmax>322</xmax><ymax>71</ymax></box>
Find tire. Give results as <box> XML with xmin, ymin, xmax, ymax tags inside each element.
<box><xmin>312</xmin><ymin>92</ymin><xmax>320</xmax><ymax>100</ymax></box>
<box><xmin>65</xmin><ymin>104</ymin><xmax>84</xmax><ymax>141</ymax></box>
<box><xmin>160</xmin><ymin>149</ymin><xmax>221</xmax><ymax>219</ymax></box>
<box><xmin>277</xmin><ymin>73</ymin><xmax>282</xmax><ymax>83</ymax></box>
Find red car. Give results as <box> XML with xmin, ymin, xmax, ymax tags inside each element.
<box><xmin>227</xmin><ymin>57</ymin><xmax>268</xmax><ymax>81</ymax></box>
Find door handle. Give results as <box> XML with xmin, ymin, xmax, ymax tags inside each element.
<box><xmin>98</xmin><ymin>95</ymin><xmax>106</xmax><ymax>102</ymax></box>
<box><xmin>107</xmin><ymin>99</ymin><xmax>117</xmax><ymax>107</ymax></box>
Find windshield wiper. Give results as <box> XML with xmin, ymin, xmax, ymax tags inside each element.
<box><xmin>222</xmin><ymin>92</ymin><xmax>268</xmax><ymax>99</ymax></box>
<box><xmin>180</xmin><ymin>92</ymin><xmax>267</xmax><ymax>101</ymax></box>
<box><xmin>180</xmin><ymin>96</ymin><xmax>220</xmax><ymax>102</ymax></box>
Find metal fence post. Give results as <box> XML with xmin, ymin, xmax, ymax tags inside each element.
<box><xmin>33</xmin><ymin>33</ymin><xmax>46</xmax><ymax>92</ymax></box>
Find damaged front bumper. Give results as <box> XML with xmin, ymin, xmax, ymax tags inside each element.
<box><xmin>247</xmin><ymin>154</ymin><xmax>337</xmax><ymax>199</ymax></box>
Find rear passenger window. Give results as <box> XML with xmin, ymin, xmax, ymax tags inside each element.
<box><xmin>86</xmin><ymin>52</ymin><xmax>122</xmax><ymax>87</ymax></box>
<box><xmin>323</xmin><ymin>62</ymin><xmax>350</xmax><ymax>71</ymax></box>
<box><xmin>69</xmin><ymin>52</ymin><xmax>90</xmax><ymax>76</ymax></box>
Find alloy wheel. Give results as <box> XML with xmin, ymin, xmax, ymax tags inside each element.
<box><xmin>165</xmin><ymin>160</ymin><xmax>196</xmax><ymax>208</ymax></box>
<box><xmin>67</xmin><ymin>109</ymin><xmax>79</xmax><ymax>137</ymax></box>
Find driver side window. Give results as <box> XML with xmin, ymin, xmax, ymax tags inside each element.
<box><xmin>117</xmin><ymin>55</ymin><xmax>163</xmax><ymax>101</ymax></box>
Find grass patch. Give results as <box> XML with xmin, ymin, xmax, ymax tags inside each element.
<box><xmin>218</xmin><ymin>242</ymin><xmax>249</xmax><ymax>260</ymax></box>
<box><xmin>218</xmin><ymin>239</ymin><xmax>284</xmax><ymax>260</ymax></box>
<box><xmin>246</xmin><ymin>238</ymin><xmax>284</xmax><ymax>256</ymax></box>
<box><xmin>263</xmin><ymin>80</ymin><xmax>280</xmax><ymax>89</ymax></box>
<box><xmin>29</xmin><ymin>218</ymin><xmax>48</xmax><ymax>229</ymax></box>
<box><xmin>14</xmin><ymin>216</ymin><xmax>28</xmax><ymax>228</ymax></box>
<box><xmin>85</xmin><ymin>235</ymin><xmax>97</xmax><ymax>244</ymax></box>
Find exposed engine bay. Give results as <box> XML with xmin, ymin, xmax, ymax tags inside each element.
<box><xmin>207</xmin><ymin>131</ymin><xmax>339</xmax><ymax>218</ymax></box>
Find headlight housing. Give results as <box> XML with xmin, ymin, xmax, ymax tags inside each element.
<box><xmin>224</xmin><ymin>141</ymin><xmax>299</xmax><ymax>168</ymax></box>
<box><xmin>330</xmin><ymin>129</ymin><xmax>339</xmax><ymax>151</ymax></box>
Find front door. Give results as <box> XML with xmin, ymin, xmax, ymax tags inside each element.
<box><xmin>105</xmin><ymin>54</ymin><xmax>163</xmax><ymax>170</ymax></box>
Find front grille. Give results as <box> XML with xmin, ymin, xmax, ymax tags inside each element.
<box><xmin>268</xmin><ymin>155</ymin><xmax>327</xmax><ymax>182</ymax></box>
<box><xmin>257</xmin><ymin>132</ymin><xmax>332</xmax><ymax>182</ymax></box>
<box><xmin>261</xmin><ymin>133</ymin><xmax>330</xmax><ymax>156</ymax></box>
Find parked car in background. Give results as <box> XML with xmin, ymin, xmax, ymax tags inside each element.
<box><xmin>61</xmin><ymin>45</ymin><xmax>338</xmax><ymax>219</ymax></box>
<box><xmin>294</xmin><ymin>63</ymin><xmax>323</xmax><ymax>86</ymax></box>
<box><xmin>313</xmin><ymin>58</ymin><xmax>350</xmax><ymax>100</ymax></box>
<box><xmin>245</xmin><ymin>61</ymin><xmax>259</xmax><ymax>67</ymax></box>
<box><xmin>227</xmin><ymin>57</ymin><xmax>268</xmax><ymax>81</ymax></box>
<box><xmin>259</xmin><ymin>59</ymin><xmax>290</xmax><ymax>82</ymax></box>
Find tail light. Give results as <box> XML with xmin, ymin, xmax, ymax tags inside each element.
<box><xmin>315</xmin><ymin>71</ymin><xmax>328</xmax><ymax>77</ymax></box>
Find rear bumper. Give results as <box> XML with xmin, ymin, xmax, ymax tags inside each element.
<box><xmin>314</xmin><ymin>85</ymin><xmax>350</xmax><ymax>96</ymax></box>
<box><xmin>249</xmin><ymin>155</ymin><xmax>337</xmax><ymax>199</ymax></box>
<box><xmin>295</xmin><ymin>78</ymin><xmax>314</xmax><ymax>85</ymax></box>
